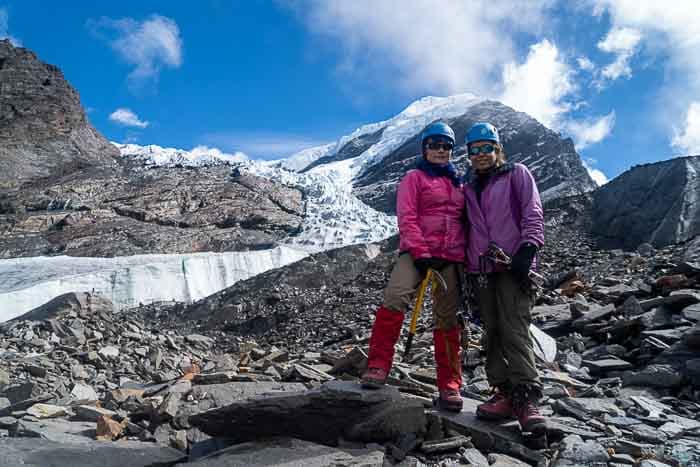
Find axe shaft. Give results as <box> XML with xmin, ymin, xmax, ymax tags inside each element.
<box><xmin>403</xmin><ymin>269</ymin><xmax>433</xmax><ymax>359</ymax></box>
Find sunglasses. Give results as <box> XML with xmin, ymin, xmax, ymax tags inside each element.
<box><xmin>468</xmin><ymin>144</ymin><xmax>496</xmax><ymax>156</ymax></box>
<box><xmin>426</xmin><ymin>142</ymin><xmax>454</xmax><ymax>151</ymax></box>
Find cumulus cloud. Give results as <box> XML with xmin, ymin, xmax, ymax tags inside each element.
<box><xmin>292</xmin><ymin>0</ymin><xmax>555</xmax><ymax>96</ymax></box>
<box><xmin>597</xmin><ymin>27</ymin><xmax>642</xmax><ymax>81</ymax></box>
<box><xmin>582</xmin><ymin>158</ymin><xmax>609</xmax><ymax>186</ymax></box>
<box><xmin>564</xmin><ymin>111</ymin><xmax>616</xmax><ymax>150</ymax></box>
<box><xmin>292</xmin><ymin>2</ymin><xmax>617</xmax><ymax>149</ymax></box>
<box><xmin>88</xmin><ymin>15</ymin><xmax>182</xmax><ymax>87</ymax></box>
<box><xmin>499</xmin><ymin>40</ymin><xmax>576</xmax><ymax>129</ymax></box>
<box><xmin>672</xmin><ymin>101</ymin><xmax>700</xmax><ymax>154</ymax></box>
<box><xmin>577</xmin><ymin>56</ymin><xmax>595</xmax><ymax>72</ymax></box>
<box><xmin>109</xmin><ymin>108</ymin><xmax>149</xmax><ymax>128</ymax></box>
<box><xmin>0</xmin><ymin>7</ymin><xmax>21</xmax><ymax>46</ymax></box>
<box><xmin>592</xmin><ymin>2</ymin><xmax>700</xmax><ymax>146</ymax></box>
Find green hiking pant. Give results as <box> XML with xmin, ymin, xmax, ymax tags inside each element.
<box><xmin>472</xmin><ymin>271</ymin><xmax>541</xmax><ymax>389</ymax></box>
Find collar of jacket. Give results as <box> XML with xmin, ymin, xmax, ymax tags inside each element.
<box><xmin>416</xmin><ymin>156</ymin><xmax>461</xmax><ymax>187</ymax></box>
<box><xmin>465</xmin><ymin>162</ymin><xmax>515</xmax><ymax>189</ymax></box>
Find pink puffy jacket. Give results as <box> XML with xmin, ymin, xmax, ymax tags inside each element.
<box><xmin>397</xmin><ymin>169</ymin><xmax>466</xmax><ymax>262</ymax></box>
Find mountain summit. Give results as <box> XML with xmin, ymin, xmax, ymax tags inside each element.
<box><xmin>0</xmin><ymin>39</ymin><xmax>118</xmax><ymax>188</ymax></box>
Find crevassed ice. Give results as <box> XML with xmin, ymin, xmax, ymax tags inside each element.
<box><xmin>0</xmin><ymin>247</ymin><xmax>308</xmax><ymax>322</ymax></box>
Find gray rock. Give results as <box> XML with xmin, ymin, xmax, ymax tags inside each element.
<box><xmin>554</xmin><ymin>434</ymin><xmax>610</xmax><ymax>465</ymax></box>
<box><xmin>0</xmin><ymin>437</ymin><xmax>184</xmax><ymax>467</ymax></box>
<box><xmin>10</xmin><ymin>418</ymin><xmax>96</xmax><ymax>444</ymax></box>
<box><xmin>592</xmin><ymin>156</ymin><xmax>700</xmax><ymax>248</ymax></box>
<box><xmin>622</xmin><ymin>365</ymin><xmax>683</xmax><ymax>388</ymax></box>
<box><xmin>26</xmin><ymin>403</ymin><xmax>69</xmax><ymax>419</ymax></box>
<box><xmin>174</xmin><ymin>437</ymin><xmax>384</xmax><ymax>467</ymax></box>
<box><xmin>0</xmin><ymin>40</ymin><xmax>118</xmax><ymax>189</ymax></box>
<box><xmin>488</xmin><ymin>453</ymin><xmax>531</xmax><ymax>466</ymax></box>
<box><xmin>189</xmin><ymin>380</ymin><xmax>426</xmax><ymax>446</ymax></box>
<box><xmin>70</xmin><ymin>382</ymin><xmax>98</xmax><ymax>404</ymax></box>
<box><xmin>461</xmin><ymin>447</ymin><xmax>489</xmax><ymax>467</ymax></box>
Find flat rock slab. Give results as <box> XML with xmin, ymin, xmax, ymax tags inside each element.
<box><xmin>175</xmin><ymin>437</ymin><xmax>384</xmax><ymax>466</ymax></box>
<box><xmin>582</xmin><ymin>358</ymin><xmax>633</xmax><ymax>373</ymax></box>
<box><xmin>436</xmin><ymin>398</ymin><xmax>543</xmax><ymax>465</ymax></box>
<box><xmin>189</xmin><ymin>380</ymin><xmax>426</xmax><ymax>446</ymax></box>
<box><xmin>0</xmin><ymin>437</ymin><xmax>184</xmax><ymax>467</ymax></box>
<box><xmin>11</xmin><ymin>417</ymin><xmax>97</xmax><ymax>444</ymax></box>
<box><xmin>182</xmin><ymin>381</ymin><xmax>307</xmax><ymax>416</ymax></box>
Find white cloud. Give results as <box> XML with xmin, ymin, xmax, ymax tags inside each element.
<box><xmin>565</xmin><ymin>111</ymin><xmax>616</xmax><ymax>150</ymax></box>
<box><xmin>592</xmin><ymin>2</ymin><xmax>700</xmax><ymax>146</ymax></box>
<box><xmin>582</xmin><ymin>158</ymin><xmax>609</xmax><ymax>186</ymax></box>
<box><xmin>597</xmin><ymin>27</ymin><xmax>642</xmax><ymax>81</ymax></box>
<box><xmin>500</xmin><ymin>40</ymin><xmax>576</xmax><ymax>129</ymax></box>
<box><xmin>0</xmin><ymin>7</ymin><xmax>21</xmax><ymax>46</ymax></box>
<box><xmin>88</xmin><ymin>15</ymin><xmax>182</xmax><ymax>87</ymax></box>
<box><xmin>203</xmin><ymin>132</ymin><xmax>329</xmax><ymax>159</ymax></box>
<box><xmin>293</xmin><ymin>0</ymin><xmax>555</xmax><ymax>96</ymax></box>
<box><xmin>109</xmin><ymin>108</ymin><xmax>149</xmax><ymax>128</ymax></box>
<box><xmin>672</xmin><ymin>101</ymin><xmax>700</xmax><ymax>154</ymax></box>
<box><xmin>577</xmin><ymin>56</ymin><xmax>595</xmax><ymax>72</ymax></box>
<box><xmin>294</xmin><ymin>2</ymin><xmax>616</xmax><ymax>149</ymax></box>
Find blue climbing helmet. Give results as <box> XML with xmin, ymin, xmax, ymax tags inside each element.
<box><xmin>420</xmin><ymin>121</ymin><xmax>455</xmax><ymax>145</ymax></box>
<box><xmin>465</xmin><ymin>122</ymin><xmax>500</xmax><ymax>146</ymax></box>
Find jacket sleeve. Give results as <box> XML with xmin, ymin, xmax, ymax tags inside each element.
<box><xmin>514</xmin><ymin>164</ymin><xmax>544</xmax><ymax>248</ymax></box>
<box><xmin>397</xmin><ymin>172</ymin><xmax>431</xmax><ymax>259</ymax></box>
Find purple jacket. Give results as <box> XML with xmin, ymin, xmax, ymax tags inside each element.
<box><xmin>463</xmin><ymin>162</ymin><xmax>544</xmax><ymax>273</ymax></box>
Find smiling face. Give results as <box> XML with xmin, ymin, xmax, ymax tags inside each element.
<box><xmin>468</xmin><ymin>140</ymin><xmax>499</xmax><ymax>172</ymax></box>
<box><xmin>423</xmin><ymin>137</ymin><xmax>453</xmax><ymax>165</ymax></box>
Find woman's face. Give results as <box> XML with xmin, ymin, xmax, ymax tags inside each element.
<box><xmin>424</xmin><ymin>138</ymin><xmax>453</xmax><ymax>165</ymax></box>
<box><xmin>468</xmin><ymin>140</ymin><xmax>498</xmax><ymax>172</ymax></box>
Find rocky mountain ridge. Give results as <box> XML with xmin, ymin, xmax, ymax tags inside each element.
<box><xmin>0</xmin><ymin>39</ymin><xmax>118</xmax><ymax>189</ymax></box>
<box><xmin>593</xmin><ymin>155</ymin><xmax>700</xmax><ymax>249</ymax></box>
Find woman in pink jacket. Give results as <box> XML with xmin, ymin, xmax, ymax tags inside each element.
<box><xmin>361</xmin><ymin>121</ymin><xmax>466</xmax><ymax>412</ymax></box>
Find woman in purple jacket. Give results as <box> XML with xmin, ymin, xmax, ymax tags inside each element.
<box><xmin>462</xmin><ymin>122</ymin><xmax>547</xmax><ymax>435</ymax></box>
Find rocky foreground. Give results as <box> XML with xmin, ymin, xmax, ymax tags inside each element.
<box><xmin>1</xmin><ymin>214</ymin><xmax>700</xmax><ymax>466</ymax></box>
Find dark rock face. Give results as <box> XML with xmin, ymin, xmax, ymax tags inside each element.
<box><xmin>592</xmin><ymin>156</ymin><xmax>700</xmax><ymax>249</ymax></box>
<box><xmin>353</xmin><ymin>101</ymin><xmax>596</xmax><ymax>214</ymax></box>
<box><xmin>0</xmin><ymin>167</ymin><xmax>304</xmax><ymax>258</ymax></box>
<box><xmin>0</xmin><ymin>39</ymin><xmax>118</xmax><ymax>189</ymax></box>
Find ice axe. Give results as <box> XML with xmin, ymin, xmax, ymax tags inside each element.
<box><xmin>403</xmin><ymin>268</ymin><xmax>447</xmax><ymax>360</ymax></box>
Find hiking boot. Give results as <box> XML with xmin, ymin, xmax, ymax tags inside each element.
<box><xmin>512</xmin><ymin>385</ymin><xmax>547</xmax><ymax>433</ymax></box>
<box><xmin>476</xmin><ymin>391</ymin><xmax>514</xmax><ymax>421</ymax></box>
<box><xmin>438</xmin><ymin>389</ymin><xmax>463</xmax><ymax>412</ymax></box>
<box><xmin>361</xmin><ymin>367</ymin><xmax>388</xmax><ymax>389</ymax></box>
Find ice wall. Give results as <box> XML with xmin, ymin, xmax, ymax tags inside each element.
<box><xmin>0</xmin><ymin>246</ymin><xmax>308</xmax><ymax>322</ymax></box>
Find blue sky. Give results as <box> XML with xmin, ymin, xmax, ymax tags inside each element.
<box><xmin>1</xmin><ymin>1</ymin><xmax>699</xmax><ymax>184</ymax></box>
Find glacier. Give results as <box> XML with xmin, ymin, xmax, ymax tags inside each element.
<box><xmin>0</xmin><ymin>246</ymin><xmax>308</xmax><ymax>322</ymax></box>
<box><xmin>4</xmin><ymin>94</ymin><xmax>488</xmax><ymax>321</ymax></box>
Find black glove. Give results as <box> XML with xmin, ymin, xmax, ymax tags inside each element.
<box><xmin>510</xmin><ymin>243</ymin><xmax>538</xmax><ymax>285</ymax></box>
<box><xmin>414</xmin><ymin>257</ymin><xmax>444</xmax><ymax>275</ymax></box>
